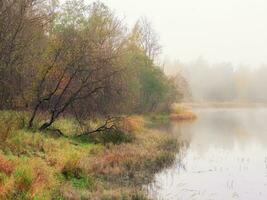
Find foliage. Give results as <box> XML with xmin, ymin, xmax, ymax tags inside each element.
<box><xmin>0</xmin><ymin>0</ymin><xmax>184</xmax><ymax>198</ymax></box>
<box><xmin>0</xmin><ymin>0</ymin><xmax>182</xmax><ymax>131</ymax></box>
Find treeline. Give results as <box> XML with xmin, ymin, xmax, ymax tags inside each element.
<box><xmin>169</xmin><ymin>58</ymin><xmax>267</xmax><ymax>102</ymax></box>
<box><xmin>0</xmin><ymin>0</ymin><xmax>181</xmax><ymax>130</ymax></box>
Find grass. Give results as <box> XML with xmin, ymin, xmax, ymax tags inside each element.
<box><xmin>170</xmin><ymin>104</ymin><xmax>197</xmax><ymax>121</ymax></box>
<box><xmin>145</xmin><ymin>113</ymin><xmax>170</xmax><ymax>125</ymax></box>
<box><xmin>142</xmin><ymin>104</ymin><xmax>197</xmax><ymax>127</ymax></box>
<box><xmin>0</xmin><ymin>111</ymin><xmax>180</xmax><ymax>200</ymax></box>
<box><xmin>84</xmin><ymin>129</ymin><xmax>135</xmax><ymax>145</ymax></box>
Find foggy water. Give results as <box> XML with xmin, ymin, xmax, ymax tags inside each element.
<box><xmin>148</xmin><ymin>108</ymin><xmax>267</xmax><ymax>200</ymax></box>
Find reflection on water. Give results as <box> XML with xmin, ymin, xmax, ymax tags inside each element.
<box><xmin>148</xmin><ymin>108</ymin><xmax>267</xmax><ymax>200</ymax></box>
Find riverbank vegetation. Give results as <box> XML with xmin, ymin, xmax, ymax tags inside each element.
<box><xmin>0</xmin><ymin>0</ymin><xmax>183</xmax><ymax>130</ymax></box>
<box><xmin>0</xmin><ymin>112</ymin><xmax>179</xmax><ymax>200</ymax></box>
<box><xmin>0</xmin><ymin>0</ymin><xmax>190</xmax><ymax>199</ymax></box>
<box><xmin>170</xmin><ymin>104</ymin><xmax>197</xmax><ymax>121</ymax></box>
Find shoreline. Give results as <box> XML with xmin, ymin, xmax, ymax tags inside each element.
<box><xmin>182</xmin><ymin>102</ymin><xmax>267</xmax><ymax>109</ymax></box>
<box><xmin>0</xmin><ymin>112</ymin><xmax>180</xmax><ymax>200</ymax></box>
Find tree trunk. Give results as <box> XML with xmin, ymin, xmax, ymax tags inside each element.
<box><xmin>28</xmin><ymin>101</ymin><xmax>41</xmax><ymax>128</ymax></box>
<box><xmin>39</xmin><ymin>121</ymin><xmax>53</xmax><ymax>131</ymax></box>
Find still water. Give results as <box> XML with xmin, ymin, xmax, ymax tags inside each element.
<box><xmin>148</xmin><ymin>108</ymin><xmax>267</xmax><ymax>200</ymax></box>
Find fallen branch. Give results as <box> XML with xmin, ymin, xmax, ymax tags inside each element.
<box><xmin>76</xmin><ymin>116</ymin><xmax>121</xmax><ymax>137</ymax></box>
<box><xmin>46</xmin><ymin>128</ymin><xmax>67</xmax><ymax>138</ymax></box>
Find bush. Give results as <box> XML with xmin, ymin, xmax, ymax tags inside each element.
<box><xmin>87</xmin><ymin>129</ymin><xmax>135</xmax><ymax>145</ymax></box>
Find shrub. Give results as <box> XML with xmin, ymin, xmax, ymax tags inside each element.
<box><xmin>88</xmin><ymin>129</ymin><xmax>135</xmax><ymax>145</ymax></box>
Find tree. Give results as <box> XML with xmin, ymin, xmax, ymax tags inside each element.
<box><xmin>132</xmin><ymin>17</ymin><xmax>161</xmax><ymax>61</ymax></box>
<box><xmin>28</xmin><ymin>1</ymin><xmax>127</xmax><ymax>130</ymax></box>
<box><xmin>0</xmin><ymin>0</ymin><xmax>52</xmax><ymax>109</ymax></box>
<box><xmin>0</xmin><ymin>0</ymin><xmax>181</xmax><ymax>132</ymax></box>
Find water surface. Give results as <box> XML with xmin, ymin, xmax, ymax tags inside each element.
<box><xmin>148</xmin><ymin>108</ymin><xmax>267</xmax><ymax>200</ymax></box>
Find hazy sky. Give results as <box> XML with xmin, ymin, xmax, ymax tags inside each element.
<box><xmin>102</xmin><ymin>0</ymin><xmax>267</xmax><ymax>67</ymax></box>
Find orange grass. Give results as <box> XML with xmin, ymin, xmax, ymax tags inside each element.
<box><xmin>120</xmin><ymin>115</ymin><xmax>145</xmax><ymax>133</ymax></box>
<box><xmin>0</xmin><ymin>155</ymin><xmax>14</xmax><ymax>175</ymax></box>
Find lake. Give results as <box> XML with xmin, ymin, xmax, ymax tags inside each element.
<box><xmin>147</xmin><ymin>108</ymin><xmax>267</xmax><ymax>200</ymax></box>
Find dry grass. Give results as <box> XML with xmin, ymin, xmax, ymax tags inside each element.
<box><xmin>120</xmin><ymin>115</ymin><xmax>145</xmax><ymax>133</ymax></box>
<box><xmin>0</xmin><ymin>111</ymin><xmax>179</xmax><ymax>200</ymax></box>
<box><xmin>84</xmin><ymin>129</ymin><xmax>178</xmax><ymax>183</ymax></box>
<box><xmin>0</xmin><ymin>155</ymin><xmax>14</xmax><ymax>175</ymax></box>
<box><xmin>170</xmin><ymin>104</ymin><xmax>197</xmax><ymax>121</ymax></box>
<box><xmin>0</xmin><ymin>155</ymin><xmax>59</xmax><ymax>200</ymax></box>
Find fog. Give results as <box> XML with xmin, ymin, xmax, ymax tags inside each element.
<box><xmin>104</xmin><ymin>0</ymin><xmax>267</xmax><ymax>66</ymax></box>
<box><xmin>103</xmin><ymin>0</ymin><xmax>267</xmax><ymax>103</ymax></box>
<box><xmin>164</xmin><ymin>58</ymin><xmax>267</xmax><ymax>102</ymax></box>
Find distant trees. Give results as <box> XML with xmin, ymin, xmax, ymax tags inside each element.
<box><xmin>0</xmin><ymin>0</ymin><xmax>182</xmax><ymax>130</ymax></box>
<box><xmin>177</xmin><ymin>58</ymin><xmax>267</xmax><ymax>103</ymax></box>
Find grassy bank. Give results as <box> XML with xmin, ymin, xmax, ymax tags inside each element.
<box><xmin>143</xmin><ymin>104</ymin><xmax>197</xmax><ymax>126</ymax></box>
<box><xmin>0</xmin><ymin>112</ymin><xmax>179</xmax><ymax>200</ymax></box>
<box><xmin>169</xmin><ymin>104</ymin><xmax>197</xmax><ymax>121</ymax></box>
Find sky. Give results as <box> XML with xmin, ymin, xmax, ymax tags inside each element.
<box><xmin>101</xmin><ymin>0</ymin><xmax>267</xmax><ymax>67</ymax></box>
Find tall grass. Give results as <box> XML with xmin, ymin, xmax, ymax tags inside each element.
<box><xmin>0</xmin><ymin>112</ymin><xmax>180</xmax><ymax>200</ymax></box>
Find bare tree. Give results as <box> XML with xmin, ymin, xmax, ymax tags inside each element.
<box><xmin>136</xmin><ymin>17</ymin><xmax>161</xmax><ymax>61</ymax></box>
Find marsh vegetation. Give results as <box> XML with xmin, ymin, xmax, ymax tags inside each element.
<box><xmin>0</xmin><ymin>0</ymin><xmax>190</xmax><ymax>199</ymax></box>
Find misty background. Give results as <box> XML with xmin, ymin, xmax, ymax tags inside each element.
<box><xmin>103</xmin><ymin>0</ymin><xmax>267</xmax><ymax>66</ymax></box>
<box><xmin>103</xmin><ymin>0</ymin><xmax>267</xmax><ymax>103</ymax></box>
<box><xmin>165</xmin><ymin>59</ymin><xmax>267</xmax><ymax>102</ymax></box>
